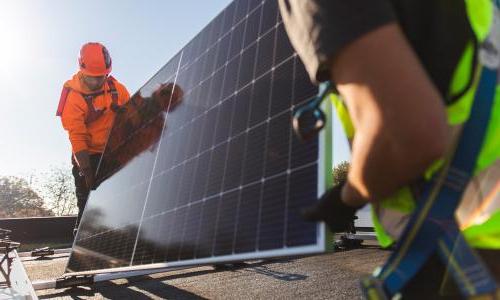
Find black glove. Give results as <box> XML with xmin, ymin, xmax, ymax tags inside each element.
<box><xmin>302</xmin><ymin>182</ymin><xmax>364</xmax><ymax>233</ymax></box>
<box><xmin>81</xmin><ymin>167</ymin><xmax>95</xmax><ymax>190</ymax></box>
<box><xmin>74</xmin><ymin>150</ymin><xmax>95</xmax><ymax>190</ymax></box>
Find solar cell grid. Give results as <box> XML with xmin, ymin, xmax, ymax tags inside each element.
<box><xmin>67</xmin><ymin>0</ymin><xmax>328</xmax><ymax>273</ymax></box>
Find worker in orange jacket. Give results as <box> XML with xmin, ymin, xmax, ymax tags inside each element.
<box><xmin>57</xmin><ymin>42</ymin><xmax>130</xmax><ymax>231</ymax></box>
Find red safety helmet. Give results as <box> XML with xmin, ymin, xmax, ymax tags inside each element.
<box><xmin>78</xmin><ymin>42</ymin><xmax>112</xmax><ymax>76</ymax></box>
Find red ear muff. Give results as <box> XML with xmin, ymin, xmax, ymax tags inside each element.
<box><xmin>102</xmin><ymin>47</ymin><xmax>112</xmax><ymax>69</ymax></box>
<box><xmin>79</xmin><ymin>57</ymin><xmax>86</xmax><ymax>69</ymax></box>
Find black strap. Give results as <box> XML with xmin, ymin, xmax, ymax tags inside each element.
<box><xmin>106</xmin><ymin>78</ymin><xmax>121</xmax><ymax>112</ymax></box>
<box><xmin>80</xmin><ymin>78</ymin><xmax>121</xmax><ymax>123</ymax></box>
<box><xmin>81</xmin><ymin>94</ymin><xmax>103</xmax><ymax>124</ymax></box>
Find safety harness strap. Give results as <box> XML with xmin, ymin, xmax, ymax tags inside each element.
<box><xmin>106</xmin><ymin>77</ymin><xmax>120</xmax><ymax>112</ymax></box>
<box><xmin>362</xmin><ymin>61</ymin><xmax>498</xmax><ymax>299</ymax></box>
<box><xmin>56</xmin><ymin>87</ymin><xmax>71</xmax><ymax>117</ymax></box>
<box><xmin>56</xmin><ymin>77</ymin><xmax>120</xmax><ymax>123</ymax></box>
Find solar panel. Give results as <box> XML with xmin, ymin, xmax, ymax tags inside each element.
<box><xmin>66</xmin><ymin>0</ymin><xmax>331</xmax><ymax>273</ymax></box>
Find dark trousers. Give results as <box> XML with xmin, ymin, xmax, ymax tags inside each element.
<box><xmin>71</xmin><ymin>153</ymin><xmax>102</xmax><ymax>228</ymax></box>
<box><xmin>401</xmin><ymin>251</ymin><xmax>500</xmax><ymax>299</ymax></box>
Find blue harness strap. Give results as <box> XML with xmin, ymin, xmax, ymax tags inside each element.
<box><xmin>361</xmin><ymin>63</ymin><xmax>498</xmax><ymax>298</ymax></box>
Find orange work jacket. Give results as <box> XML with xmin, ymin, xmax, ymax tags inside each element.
<box><xmin>60</xmin><ymin>72</ymin><xmax>130</xmax><ymax>154</ymax></box>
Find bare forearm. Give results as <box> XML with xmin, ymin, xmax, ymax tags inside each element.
<box><xmin>331</xmin><ymin>24</ymin><xmax>450</xmax><ymax>205</ymax></box>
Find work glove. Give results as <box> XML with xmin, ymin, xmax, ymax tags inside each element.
<box><xmin>74</xmin><ymin>150</ymin><xmax>95</xmax><ymax>190</ymax></box>
<box><xmin>302</xmin><ymin>182</ymin><xmax>364</xmax><ymax>233</ymax></box>
<box><xmin>152</xmin><ymin>83</ymin><xmax>184</xmax><ymax>112</ymax></box>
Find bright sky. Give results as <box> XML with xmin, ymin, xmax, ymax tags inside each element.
<box><xmin>0</xmin><ymin>0</ymin><xmax>234</xmax><ymax>177</ymax></box>
<box><xmin>0</xmin><ymin>0</ymin><xmax>349</xmax><ymax>178</ymax></box>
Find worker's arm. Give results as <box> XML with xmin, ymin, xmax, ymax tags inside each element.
<box><xmin>61</xmin><ymin>93</ymin><xmax>95</xmax><ymax>188</ymax></box>
<box><xmin>61</xmin><ymin>92</ymin><xmax>90</xmax><ymax>154</ymax></box>
<box><xmin>332</xmin><ymin>23</ymin><xmax>450</xmax><ymax>206</ymax></box>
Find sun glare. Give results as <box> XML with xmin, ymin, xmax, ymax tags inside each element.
<box><xmin>0</xmin><ymin>3</ymin><xmax>37</xmax><ymax>77</ymax></box>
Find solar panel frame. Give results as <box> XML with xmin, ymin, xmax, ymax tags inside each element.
<box><xmin>66</xmin><ymin>0</ymin><xmax>331</xmax><ymax>274</ymax></box>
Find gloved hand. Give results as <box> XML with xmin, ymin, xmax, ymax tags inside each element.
<box><xmin>302</xmin><ymin>182</ymin><xmax>365</xmax><ymax>233</ymax></box>
<box><xmin>74</xmin><ymin>150</ymin><xmax>95</xmax><ymax>189</ymax></box>
<box><xmin>152</xmin><ymin>83</ymin><xmax>184</xmax><ymax>112</ymax></box>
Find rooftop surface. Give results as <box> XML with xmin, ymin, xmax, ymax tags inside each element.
<box><xmin>23</xmin><ymin>243</ymin><xmax>389</xmax><ymax>299</ymax></box>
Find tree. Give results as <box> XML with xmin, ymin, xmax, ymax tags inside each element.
<box><xmin>33</xmin><ymin>166</ymin><xmax>77</xmax><ymax>216</ymax></box>
<box><xmin>332</xmin><ymin>161</ymin><xmax>350</xmax><ymax>186</ymax></box>
<box><xmin>0</xmin><ymin>176</ymin><xmax>54</xmax><ymax>218</ymax></box>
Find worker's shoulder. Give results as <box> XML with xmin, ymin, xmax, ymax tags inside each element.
<box><xmin>109</xmin><ymin>77</ymin><xmax>130</xmax><ymax>100</ymax></box>
<box><xmin>57</xmin><ymin>88</ymin><xmax>88</xmax><ymax>118</ymax></box>
<box><xmin>109</xmin><ymin>76</ymin><xmax>129</xmax><ymax>92</ymax></box>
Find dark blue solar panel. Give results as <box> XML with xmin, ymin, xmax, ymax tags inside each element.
<box><xmin>67</xmin><ymin>0</ymin><xmax>322</xmax><ymax>273</ymax></box>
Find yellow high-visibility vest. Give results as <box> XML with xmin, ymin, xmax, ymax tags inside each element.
<box><xmin>330</xmin><ymin>0</ymin><xmax>500</xmax><ymax>249</ymax></box>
